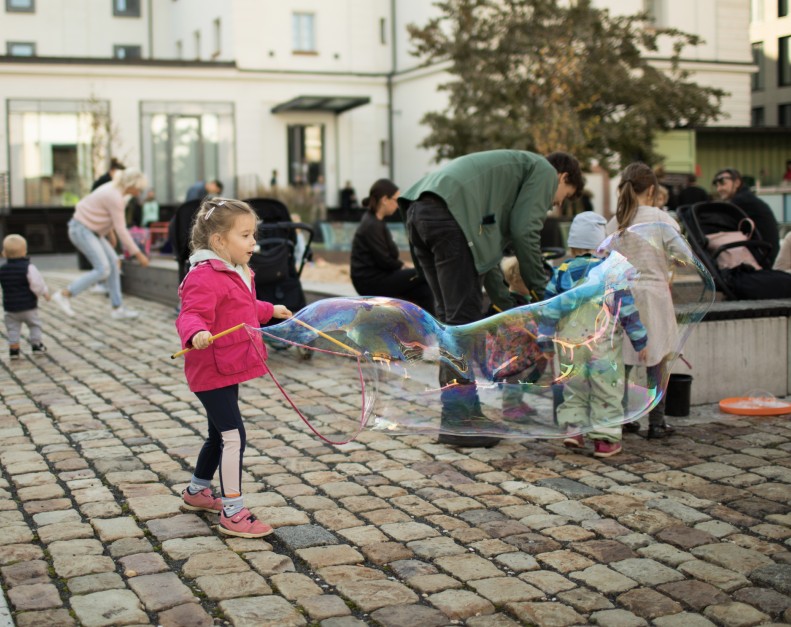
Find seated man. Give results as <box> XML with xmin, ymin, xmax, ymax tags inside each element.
<box><xmin>712</xmin><ymin>168</ymin><xmax>779</xmax><ymax>267</ymax></box>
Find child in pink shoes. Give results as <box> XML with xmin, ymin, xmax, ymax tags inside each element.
<box><xmin>176</xmin><ymin>198</ymin><xmax>292</xmax><ymax>538</ymax></box>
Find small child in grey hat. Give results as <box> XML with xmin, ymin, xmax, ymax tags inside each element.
<box><xmin>536</xmin><ymin>212</ymin><xmax>647</xmax><ymax>458</ymax></box>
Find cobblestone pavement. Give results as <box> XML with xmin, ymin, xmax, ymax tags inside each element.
<box><xmin>1</xmin><ymin>275</ymin><xmax>791</xmax><ymax>627</ymax></box>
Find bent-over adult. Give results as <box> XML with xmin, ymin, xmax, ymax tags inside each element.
<box><xmin>52</xmin><ymin>168</ymin><xmax>150</xmax><ymax>320</ymax></box>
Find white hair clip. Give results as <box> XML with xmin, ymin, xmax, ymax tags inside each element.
<box><xmin>204</xmin><ymin>200</ymin><xmax>225</xmax><ymax>220</ymax></box>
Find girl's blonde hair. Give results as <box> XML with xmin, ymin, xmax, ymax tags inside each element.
<box><xmin>616</xmin><ymin>162</ymin><xmax>658</xmax><ymax>229</ymax></box>
<box><xmin>112</xmin><ymin>167</ymin><xmax>147</xmax><ymax>192</ymax></box>
<box><xmin>190</xmin><ymin>197</ymin><xmax>258</xmax><ymax>254</ymax></box>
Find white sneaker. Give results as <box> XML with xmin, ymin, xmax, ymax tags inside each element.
<box><xmin>52</xmin><ymin>291</ymin><xmax>76</xmax><ymax>317</ymax></box>
<box><xmin>90</xmin><ymin>283</ymin><xmax>109</xmax><ymax>294</ymax></box>
<box><xmin>111</xmin><ymin>306</ymin><xmax>140</xmax><ymax>320</ymax></box>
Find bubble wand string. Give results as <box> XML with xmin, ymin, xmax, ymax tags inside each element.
<box><xmin>170</xmin><ymin>323</ymin><xmax>246</xmax><ymax>359</ymax></box>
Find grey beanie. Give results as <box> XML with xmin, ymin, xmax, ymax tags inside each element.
<box><xmin>566</xmin><ymin>212</ymin><xmax>607</xmax><ymax>250</ymax></box>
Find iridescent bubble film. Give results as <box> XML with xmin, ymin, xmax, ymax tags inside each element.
<box><xmin>255</xmin><ymin>222</ymin><xmax>714</xmax><ymax>443</ymax></box>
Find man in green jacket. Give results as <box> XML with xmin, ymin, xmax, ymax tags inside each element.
<box><xmin>398</xmin><ymin>150</ymin><xmax>583</xmax><ymax>448</ymax></box>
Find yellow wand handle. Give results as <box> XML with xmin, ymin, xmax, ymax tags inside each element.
<box><xmin>171</xmin><ymin>323</ymin><xmax>247</xmax><ymax>359</ymax></box>
<box><xmin>291</xmin><ymin>318</ymin><xmax>361</xmax><ymax>357</ymax></box>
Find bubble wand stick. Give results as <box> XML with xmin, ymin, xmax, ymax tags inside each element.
<box><xmin>291</xmin><ymin>318</ymin><xmax>361</xmax><ymax>357</ymax></box>
<box><xmin>170</xmin><ymin>323</ymin><xmax>246</xmax><ymax>359</ymax></box>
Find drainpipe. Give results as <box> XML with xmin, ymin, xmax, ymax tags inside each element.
<box><xmin>388</xmin><ymin>0</ymin><xmax>396</xmax><ymax>180</ymax></box>
<box><xmin>147</xmin><ymin>0</ymin><xmax>154</xmax><ymax>58</ymax></box>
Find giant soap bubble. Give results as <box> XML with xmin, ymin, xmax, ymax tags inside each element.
<box><xmin>252</xmin><ymin>222</ymin><xmax>714</xmax><ymax>444</ymax></box>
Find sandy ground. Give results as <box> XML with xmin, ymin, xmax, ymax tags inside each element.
<box><xmin>300</xmin><ymin>256</ymin><xmax>352</xmax><ymax>285</ymax></box>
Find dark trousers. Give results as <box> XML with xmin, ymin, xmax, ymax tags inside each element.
<box><xmin>407</xmin><ymin>194</ymin><xmax>483</xmax><ymax>413</ymax></box>
<box><xmin>353</xmin><ymin>268</ymin><xmax>435</xmax><ymax>315</ymax></box>
<box><xmin>624</xmin><ymin>360</ymin><xmax>667</xmax><ymax>427</ymax></box>
<box><xmin>194</xmin><ymin>385</ymin><xmax>246</xmax><ymax>497</ymax></box>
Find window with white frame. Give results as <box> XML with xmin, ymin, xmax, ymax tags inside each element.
<box><xmin>7</xmin><ymin>41</ymin><xmax>35</xmax><ymax>56</ymax></box>
<box><xmin>6</xmin><ymin>0</ymin><xmax>34</xmax><ymax>12</ymax></box>
<box><xmin>292</xmin><ymin>12</ymin><xmax>316</xmax><ymax>53</ymax></box>
<box><xmin>113</xmin><ymin>0</ymin><xmax>140</xmax><ymax>17</ymax></box>
<box><xmin>114</xmin><ymin>45</ymin><xmax>142</xmax><ymax>60</ymax></box>
<box><xmin>752</xmin><ymin>42</ymin><xmax>765</xmax><ymax>91</ymax></box>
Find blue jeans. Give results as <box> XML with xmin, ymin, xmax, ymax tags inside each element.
<box><xmin>67</xmin><ymin>219</ymin><xmax>122</xmax><ymax>308</ymax></box>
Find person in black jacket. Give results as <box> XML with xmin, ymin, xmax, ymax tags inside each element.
<box><xmin>350</xmin><ymin>179</ymin><xmax>434</xmax><ymax>314</ymax></box>
<box><xmin>0</xmin><ymin>235</ymin><xmax>50</xmax><ymax>359</ymax></box>
<box><xmin>713</xmin><ymin>168</ymin><xmax>779</xmax><ymax>266</ymax></box>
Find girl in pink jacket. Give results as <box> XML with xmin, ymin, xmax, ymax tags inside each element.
<box><xmin>176</xmin><ymin>198</ymin><xmax>291</xmax><ymax>538</ymax></box>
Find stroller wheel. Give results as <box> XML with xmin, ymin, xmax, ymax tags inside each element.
<box><xmin>298</xmin><ymin>346</ymin><xmax>313</xmax><ymax>361</ymax></box>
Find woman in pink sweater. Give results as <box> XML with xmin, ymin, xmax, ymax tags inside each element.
<box><xmin>52</xmin><ymin>168</ymin><xmax>149</xmax><ymax>320</ymax></box>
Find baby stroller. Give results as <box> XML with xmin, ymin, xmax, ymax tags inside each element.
<box><xmin>245</xmin><ymin>198</ymin><xmax>314</xmax><ymax>355</ymax></box>
<box><xmin>677</xmin><ymin>200</ymin><xmax>790</xmax><ymax>300</ymax></box>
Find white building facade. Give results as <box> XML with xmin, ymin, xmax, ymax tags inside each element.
<box><xmin>749</xmin><ymin>0</ymin><xmax>791</xmax><ymax>126</ymax></box>
<box><xmin>0</xmin><ymin>0</ymin><xmax>756</xmax><ymax>209</ymax></box>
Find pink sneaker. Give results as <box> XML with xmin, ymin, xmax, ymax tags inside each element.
<box><xmin>219</xmin><ymin>508</ymin><xmax>273</xmax><ymax>538</ymax></box>
<box><xmin>181</xmin><ymin>488</ymin><xmax>222</xmax><ymax>513</ymax></box>
<box><xmin>593</xmin><ymin>440</ymin><xmax>623</xmax><ymax>458</ymax></box>
<box><xmin>563</xmin><ymin>427</ymin><xmax>584</xmax><ymax>449</ymax></box>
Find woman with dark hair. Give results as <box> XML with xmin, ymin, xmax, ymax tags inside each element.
<box><xmin>350</xmin><ymin>179</ymin><xmax>434</xmax><ymax>314</ymax></box>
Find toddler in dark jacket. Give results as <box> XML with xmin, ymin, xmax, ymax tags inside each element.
<box><xmin>0</xmin><ymin>234</ymin><xmax>50</xmax><ymax>359</ymax></box>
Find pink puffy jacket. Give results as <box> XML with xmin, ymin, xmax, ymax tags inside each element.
<box><xmin>176</xmin><ymin>259</ymin><xmax>274</xmax><ymax>392</ymax></box>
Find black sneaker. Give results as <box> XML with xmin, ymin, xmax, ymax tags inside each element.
<box><xmin>31</xmin><ymin>343</ymin><xmax>47</xmax><ymax>355</ymax></box>
<box><xmin>623</xmin><ymin>421</ymin><xmax>641</xmax><ymax>434</ymax></box>
<box><xmin>437</xmin><ymin>412</ymin><xmax>502</xmax><ymax>448</ymax></box>
<box><xmin>646</xmin><ymin>423</ymin><xmax>676</xmax><ymax>440</ymax></box>
<box><xmin>9</xmin><ymin>348</ymin><xmax>20</xmax><ymax>360</ymax></box>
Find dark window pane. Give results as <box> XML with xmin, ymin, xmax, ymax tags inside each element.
<box><xmin>780</xmin><ymin>37</ymin><xmax>791</xmax><ymax>86</ymax></box>
<box><xmin>6</xmin><ymin>0</ymin><xmax>34</xmax><ymax>12</ymax></box>
<box><xmin>113</xmin><ymin>0</ymin><xmax>140</xmax><ymax>17</ymax></box>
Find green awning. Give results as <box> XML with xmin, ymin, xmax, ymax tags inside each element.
<box><xmin>271</xmin><ymin>95</ymin><xmax>370</xmax><ymax>114</ymax></box>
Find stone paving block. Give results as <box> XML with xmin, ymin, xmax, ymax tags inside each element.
<box><xmin>146</xmin><ymin>513</ymin><xmax>212</xmax><ymax>541</ymax></box>
<box><xmin>269</xmin><ymin>572</ymin><xmax>322</xmax><ymax>600</ymax></box>
<box><xmin>52</xmin><ymin>554</ymin><xmax>115</xmax><ymax>579</ymax></box>
<box><xmin>657</xmin><ymin>525</ymin><xmax>718</xmax><ymax>549</ymax></box>
<box><xmin>7</xmin><ymin>582</ymin><xmax>62</xmax><ymax>611</ymax></box>
<box><xmin>703</xmin><ymin>601</ymin><xmax>770</xmax><ymax>626</ymax></box>
<box><xmin>519</xmin><ymin>570</ymin><xmax>577</xmax><ymax>594</ymax></box>
<box><xmin>570</xmin><ymin>564</ymin><xmax>638</xmax><ymax>594</ymax></box>
<box><xmin>679</xmin><ymin>559</ymin><xmax>751</xmax><ymax>592</ymax></box>
<box><xmin>127</xmin><ymin>571</ymin><xmax>198</xmax><ymax>612</ymax></box>
<box><xmin>495</xmin><ymin>551</ymin><xmax>540</xmax><ymax>573</ymax></box>
<box><xmin>336</xmin><ymin>524</ymin><xmax>388</xmax><ymax>546</ymax></box>
<box><xmin>0</xmin><ymin>525</ymin><xmax>33</xmax><ymax>545</ymax></box>
<box><xmin>247</xmin><ymin>550</ymin><xmax>297</xmax><ymax>576</ymax></box>
<box><xmin>651</xmin><ymin>612</ymin><xmax>716</xmax><ymax>627</ymax></box>
<box><xmin>182</xmin><ymin>549</ymin><xmax>250</xmax><ymax>578</ymax></box>
<box><xmin>296</xmin><ymin>544</ymin><xmax>364</xmax><ymax>569</ymax></box>
<box><xmin>469</xmin><ymin>576</ymin><xmax>544</xmax><ymax>604</ymax></box>
<box><xmin>67</xmin><ymin>572</ymin><xmax>125</xmax><ymax>595</ymax></box>
<box><xmin>657</xmin><ymin>579</ymin><xmax>731</xmax><ymax>610</ymax></box>
<box><xmin>90</xmin><ymin>516</ymin><xmax>145</xmax><ymax>542</ymax></box>
<box><xmin>70</xmin><ymin>589</ymin><xmax>149</xmax><ymax>627</ymax></box>
<box><xmin>435</xmin><ymin>553</ymin><xmax>505</xmax><ymax>580</ymax></box>
<box><xmin>428</xmin><ymin>588</ymin><xmax>495</xmax><ymax>621</ymax></box>
<box><xmin>161</xmin><ymin>535</ymin><xmax>226</xmax><ymax>560</ymax></box>
<box><xmin>589</xmin><ymin>608</ymin><xmax>648</xmax><ymax>626</ymax></box>
<box><xmin>334</xmin><ymin>577</ymin><xmax>418</xmax><ymax>612</ymax></box>
<box><xmin>125</xmin><ymin>494</ymin><xmax>182</xmax><ymax>520</ymax></box>
<box><xmin>370</xmin><ymin>603</ymin><xmax>450</xmax><ymax>627</ymax></box>
<box><xmin>732</xmin><ymin>586</ymin><xmax>791</xmax><ymax>617</ymax></box>
<box><xmin>750</xmin><ymin>563</ymin><xmax>791</xmax><ymax>595</ymax></box>
<box><xmin>274</xmin><ymin>523</ymin><xmax>340</xmax><ymax>549</ymax></box>
<box><xmin>317</xmin><ymin>565</ymin><xmax>386</xmax><ymax>586</ymax></box>
<box><xmin>360</xmin><ymin>541</ymin><xmax>413</xmax><ymax>565</ymax></box>
<box><xmin>508</xmin><ymin>601</ymin><xmax>585</xmax><ymax>626</ymax></box>
<box><xmin>218</xmin><ymin>595</ymin><xmax>307</xmax><ymax>627</ymax></box>
<box><xmin>617</xmin><ymin>587</ymin><xmax>684</xmax><ymax>619</ymax></box>
<box><xmin>537</xmin><ymin>549</ymin><xmax>595</xmax><ymax>573</ymax></box>
<box><xmin>1</xmin><ymin>559</ymin><xmax>49</xmax><ymax>587</ymax></box>
<box><xmin>250</xmin><ymin>505</ymin><xmax>311</xmax><ymax>527</ymax></box>
<box><xmin>610</xmin><ymin>557</ymin><xmax>686</xmax><ymax>586</ymax></box>
<box><xmin>691</xmin><ymin>542</ymin><xmax>774</xmax><ymax>575</ymax></box>
<box><xmin>379</xmin><ymin>521</ymin><xmax>439</xmax><ymax>542</ymax></box>
<box><xmin>158</xmin><ymin>602</ymin><xmax>214</xmax><ymax>627</ymax></box>
<box><xmin>14</xmin><ymin>608</ymin><xmax>76</xmax><ymax>626</ymax></box>
<box><xmin>195</xmin><ymin>570</ymin><xmax>272</xmax><ymax>600</ymax></box>
<box><xmin>407</xmin><ymin>573</ymin><xmax>462</xmax><ymax>593</ymax></box>
<box><xmin>108</xmin><ymin>537</ymin><xmax>153</xmax><ymax>558</ymax></box>
<box><xmin>37</xmin><ymin>521</ymin><xmax>95</xmax><ymax>543</ymax></box>
<box><xmin>298</xmin><ymin>594</ymin><xmax>352</xmax><ymax>621</ymax></box>
<box><xmin>0</xmin><ymin>544</ymin><xmax>44</xmax><ymax>565</ymax></box>
<box><xmin>556</xmin><ymin>586</ymin><xmax>614</xmax><ymax>613</ymax></box>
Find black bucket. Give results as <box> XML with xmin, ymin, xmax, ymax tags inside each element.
<box><xmin>665</xmin><ymin>374</ymin><xmax>693</xmax><ymax>417</ymax></box>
